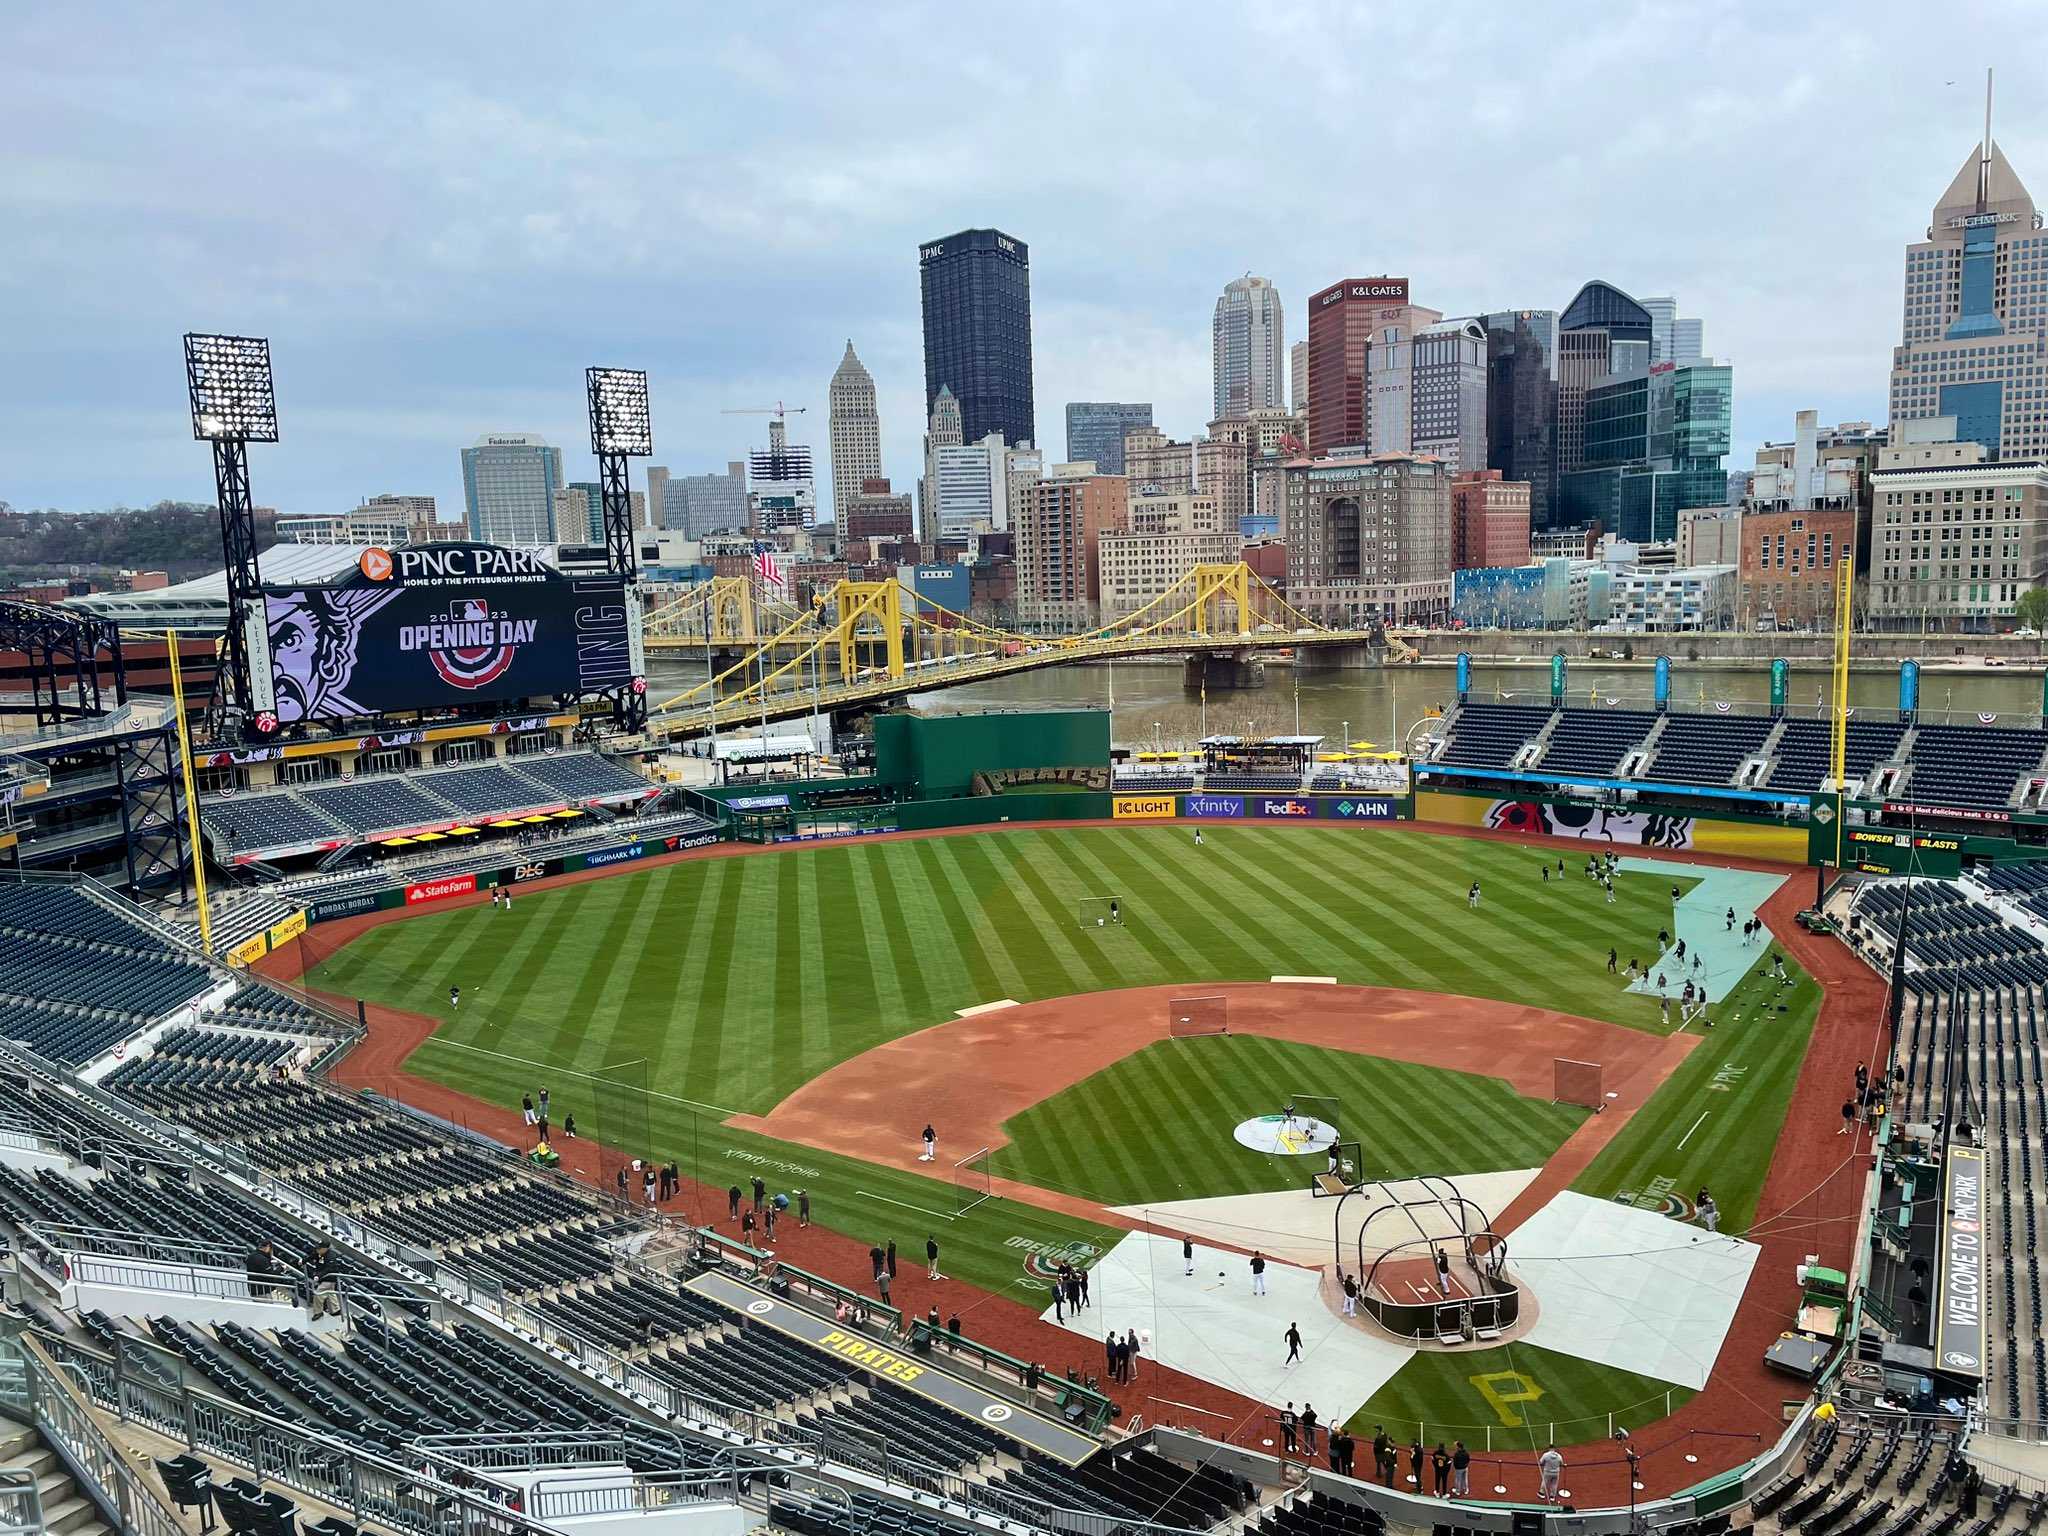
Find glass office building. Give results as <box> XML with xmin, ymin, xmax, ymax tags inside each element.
<box><xmin>919</xmin><ymin>228</ymin><xmax>1035</xmax><ymax>448</ymax></box>
<box><xmin>1064</xmin><ymin>402</ymin><xmax>1153</xmax><ymax>476</ymax></box>
<box><xmin>1483</xmin><ymin>309</ymin><xmax>1560</xmax><ymax>528</ymax></box>
<box><xmin>1560</xmin><ymin>361</ymin><xmax>1732</xmax><ymax>543</ymax></box>
<box><xmin>461</xmin><ymin>434</ymin><xmax>564</xmax><ymax>545</ymax></box>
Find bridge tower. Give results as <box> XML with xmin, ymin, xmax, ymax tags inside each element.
<box><xmin>833</xmin><ymin>581</ymin><xmax>904</xmax><ymax>684</ymax></box>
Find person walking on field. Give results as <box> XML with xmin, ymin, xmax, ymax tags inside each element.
<box><xmin>728</xmin><ymin>1185</ymin><xmax>742</xmax><ymax>1221</ymax></box>
<box><xmin>1538</xmin><ymin>1446</ymin><xmax>1565</xmax><ymax>1503</ymax></box>
<box><xmin>1283</xmin><ymin>1322</ymin><xmax>1303</xmax><ymax>1365</ymax></box>
<box><xmin>1250</xmin><ymin>1251</ymin><xmax>1267</xmax><ymax>1296</ymax></box>
<box><xmin>1300</xmin><ymin>1404</ymin><xmax>1319</xmax><ymax>1456</ymax></box>
<box><xmin>752</xmin><ymin>1176</ymin><xmax>766</xmax><ymax>1212</ymax></box>
<box><xmin>1607</xmin><ymin>947</ymin><xmax>1618</xmax><ymax>974</ymax></box>
<box><xmin>797</xmin><ymin>1189</ymin><xmax>810</xmax><ymax>1227</ymax></box>
<box><xmin>1183</xmin><ymin>1235</ymin><xmax>1195</xmax><ymax>1276</ymax></box>
<box><xmin>1193</xmin><ymin>828</ymin><xmax>1203</xmax><ymax>846</ymax></box>
<box><xmin>450</xmin><ymin>985</ymin><xmax>460</xmax><ymax>1011</ymax></box>
<box><xmin>927</xmin><ymin>1235</ymin><xmax>942</xmax><ymax>1280</ymax></box>
<box><xmin>1434</xmin><ymin>1245</ymin><xmax>1452</xmax><ymax>1294</ymax></box>
<box><xmin>1451</xmin><ymin>1441</ymin><xmax>1470</xmax><ymax>1497</ymax></box>
<box><xmin>920</xmin><ymin>1124</ymin><xmax>937</xmax><ymax>1162</ymax></box>
<box><xmin>1279</xmin><ymin>1404</ymin><xmax>1298</xmax><ymax>1455</ymax></box>
<box><xmin>1726</xmin><ymin>906</ymin><xmax>1736</xmax><ymax>931</ymax></box>
<box><xmin>1341</xmin><ymin>1272</ymin><xmax>1358</xmax><ymax>1316</ymax></box>
<box><xmin>1468</xmin><ymin>880</ymin><xmax>1481</xmax><ymax>909</ymax></box>
<box><xmin>1432</xmin><ymin>1442</ymin><xmax>1451</xmax><ymax>1497</ymax></box>
<box><xmin>1840</xmin><ymin>1097</ymin><xmax>1858</xmax><ymax>1135</ymax></box>
<box><xmin>522</xmin><ymin>1094</ymin><xmax>535</xmax><ymax>1128</ymax></box>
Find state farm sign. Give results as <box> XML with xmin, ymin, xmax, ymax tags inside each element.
<box><xmin>405</xmin><ymin>873</ymin><xmax>476</xmax><ymax>906</ymax></box>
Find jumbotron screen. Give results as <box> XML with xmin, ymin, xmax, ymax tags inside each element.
<box><xmin>257</xmin><ymin>543</ymin><xmax>635</xmax><ymax>724</ymax></box>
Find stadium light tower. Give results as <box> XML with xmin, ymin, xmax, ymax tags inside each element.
<box><xmin>585</xmin><ymin>366</ymin><xmax>652</xmax><ymax>728</ymax></box>
<box><xmin>184</xmin><ymin>332</ymin><xmax>278</xmax><ymax>735</ymax></box>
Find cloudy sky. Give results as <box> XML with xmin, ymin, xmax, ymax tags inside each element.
<box><xmin>4</xmin><ymin>0</ymin><xmax>2045</xmax><ymax>519</ymax></box>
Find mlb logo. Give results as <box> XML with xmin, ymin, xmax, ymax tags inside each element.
<box><xmin>453</xmin><ymin>598</ymin><xmax>489</xmax><ymax>622</ymax></box>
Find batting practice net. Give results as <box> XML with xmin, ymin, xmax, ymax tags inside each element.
<box><xmin>1552</xmin><ymin>1057</ymin><xmax>1605</xmax><ymax>1109</ymax></box>
<box><xmin>1168</xmin><ymin>995</ymin><xmax>1228</xmax><ymax>1038</ymax></box>
<box><xmin>1078</xmin><ymin>896</ymin><xmax>1127</xmax><ymax>929</ymax></box>
<box><xmin>954</xmin><ymin>1147</ymin><xmax>994</xmax><ymax>1215</ymax></box>
<box><xmin>1285</xmin><ymin>1092</ymin><xmax>1342</xmax><ymax>1142</ymax></box>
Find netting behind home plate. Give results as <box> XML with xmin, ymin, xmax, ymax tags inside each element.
<box><xmin>1553</xmin><ymin>1057</ymin><xmax>1605</xmax><ymax>1109</ymax></box>
<box><xmin>1168</xmin><ymin>995</ymin><xmax>1228</xmax><ymax>1038</ymax></box>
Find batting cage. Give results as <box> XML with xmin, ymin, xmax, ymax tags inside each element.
<box><xmin>1168</xmin><ymin>995</ymin><xmax>1229</xmax><ymax>1038</ymax></box>
<box><xmin>1077</xmin><ymin>896</ymin><xmax>1128</xmax><ymax>929</ymax></box>
<box><xmin>1552</xmin><ymin>1057</ymin><xmax>1606</xmax><ymax>1109</ymax></box>
<box><xmin>954</xmin><ymin>1147</ymin><xmax>995</xmax><ymax>1215</ymax></box>
<box><xmin>1284</xmin><ymin>1091</ymin><xmax>1342</xmax><ymax>1146</ymax></box>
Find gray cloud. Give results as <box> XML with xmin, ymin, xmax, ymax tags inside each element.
<box><xmin>2</xmin><ymin>0</ymin><xmax>2043</xmax><ymax>516</ymax></box>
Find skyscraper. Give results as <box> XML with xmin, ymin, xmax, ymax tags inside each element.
<box><xmin>749</xmin><ymin>418</ymin><xmax>816</xmax><ymax>533</ymax></box>
<box><xmin>1556</xmin><ymin>280</ymin><xmax>1653</xmax><ymax>485</ymax></box>
<box><xmin>1641</xmin><ymin>297</ymin><xmax>1706</xmax><ymax>366</ymax></box>
<box><xmin>919</xmin><ymin>228</ymin><xmax>1035</xmax><ymax>447</ymax></box>
<box><xmin>1064</xmin><ymin>402</ymin><xmax>1153</xmax><ymax>475</ymax></box>
<box><xmin>1887</xmin><ymin>117</ymin><xmax>2048</xmax><ymax>460</ymax></box>
<box><xmin>1406</xmin><ymin>319</ymin><xmax>1488</xmax><ymax>473</ymax></box>
<box><xmin>1290</xmin><ymin>341</ymin><xmax>1308</xmax><ymax>417</ymax></box>
<box><xmin>1213</xmin><ymin>276</ymin><xmax>1285</xmax><ymax>420</ymax></box>
<box><xmin>1483</xmin><ymin>310</ymin><xmax>1560</xmax><ymax>528</ymax></box>
<box><xmin>460</xmin><ymin>434</ymin><xmax>563</xmax><ymax>545</ymax></box>
<box><xmin>1304</xmin><ymin>278</ymin><xmax>1423</xmax><ymax>455</ymax></box>
<box><xmin>827</xmin><ymin>341</ymin><xmax>882</xmax><ymax>523</ymax></box>
<box><xmin>920</xmin><ymin>386</ymin><xmax>964</xmax><ymax>537</ymax></box>
<box><xmin>1558</xmin><ymin>359</ymin><xmax>1733</xmax><ymax>542</ymax></box>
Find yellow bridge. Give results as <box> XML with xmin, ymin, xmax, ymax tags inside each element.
<box><xmin>637</xmin><ymin>562</ymin><xmax>1417</xmax><ymax>741</ymax></box>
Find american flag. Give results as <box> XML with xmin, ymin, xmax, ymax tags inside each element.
<box><xmin>751</xmin><ymin>542</ymin><xmax>788</xmax><ymax>597</ymax></box>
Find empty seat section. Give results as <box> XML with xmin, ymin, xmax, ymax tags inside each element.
<box><xmin>1539</xmin><ymin>708</ymin><xmax>1657</xmax><ymax>778</ymax></box>
<box><xmin>1767</xmin><ymin>718</ymin><xmax>1906</xmax><ymax>792</ymax></box>
<box><xmin>1644</xmin><ymin>713</ymin><xmax>1775</xmax><ymax>786</ymax></box>
<box><xmin>1904</xmin><ymin>724</ymin><xmax>2048</xmax><ymax>810</ymax></box>
<box><xmin>1435</xmin><ymin>704</ymin><xmax>1551</xmax><ymax>768</ymax></box>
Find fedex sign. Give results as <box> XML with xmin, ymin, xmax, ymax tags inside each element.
<box><xmin>1255</xmin><ymin>797</ymin><xmax>1316</xmax><ymax>818</ymax></box>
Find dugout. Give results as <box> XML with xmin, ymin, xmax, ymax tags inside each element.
<box><xmin>872</xmin><ymin>709</ymin><xmax>1110</xmax><ymax>799</ymax></box>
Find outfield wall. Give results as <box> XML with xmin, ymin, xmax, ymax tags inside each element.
<box><xmin>873</xmin><ymin>710</ymin><xmax>1111</xmax><ymax>798</ymax></box>
<box><xmin>1416</xmin><ymin>787</ymin><xmax>1810</xmax><ymax>863</ymax></box>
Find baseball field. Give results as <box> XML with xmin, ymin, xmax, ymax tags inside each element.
<box><xmin>306</xmin><ymin>821</ymin><xmax>1820</xmax><ymax>1444</ymax></box>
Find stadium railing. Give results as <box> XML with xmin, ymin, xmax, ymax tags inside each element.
<box><xmin>905</xmin><ymin>1321</ymin><xmax>1116</xmax><ymax>1433</ymax></box>
<box><xmin>17</xmin><ymin>1222</ymin><xmax>285</xmax><ymax>1307</ymax></box>
<box><xmin>21</xmin><ymin>1329</ymin><xmax>555</xmax><ymax>1536</ymax></box>
<box><xmin>0</xmin><ymin>1331</ymin><xmax>184</xmax><ymax>1536</ymax></box>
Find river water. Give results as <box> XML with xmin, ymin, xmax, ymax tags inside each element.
<box><xmin>642</xmin><ymin>654</ymin><xmax>2048</xmax><ymax>751</ymax></box>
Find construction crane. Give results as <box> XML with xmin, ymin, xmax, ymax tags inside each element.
<box><xmin>720</xmin><ymin>402</ymin><xmax>808</xmax><ymax>420</ymax></box>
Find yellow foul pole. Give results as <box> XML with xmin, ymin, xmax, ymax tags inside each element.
<box><xmin>1829</xmin><ymin>551</ymin><xmax>1854</xmax><ymax>873</ymax></box>
<box><xmin>165</xmin><ymin>631</ymin><xmax>213</xmax><ymax>955</ymax></box>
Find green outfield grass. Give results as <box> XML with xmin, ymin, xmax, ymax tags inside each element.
<box><xmin>313</xmin><ymin>825</ymin><xmax>1679</xmax><ymax>1117</ymax></box>
<box><xmin>999</xmin><ymin>1036</ymin><xmax>1587</xmax><ymax>1208</ymax></box>
<box><xmin>1346</xmin><ymin>1341</ymin><xmax>1695</xmax><ymax>1453</ymax></box>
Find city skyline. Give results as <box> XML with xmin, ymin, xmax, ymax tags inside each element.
<box><xmin>2</xmin><ymin>2</ymin><xmax>2044</xmax><ymax>518</ymax></box>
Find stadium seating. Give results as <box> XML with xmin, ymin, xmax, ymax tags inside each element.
<box><xmin>203</xmin><ymin>753</ymin><xmax>662</xmax><ymax>860</ymax></box>
<box><xmin>1433</xmin><ymin>703</ymin><xmax>1552</xmax><ymax>769</ymax></box>
<box><xmin>1644</xmin><ymin>713</ymin><xmax>1776</xmax><ymax>786</ymax></box>
<box><xmin>204</xmin><ymin>794</ymin><xmax>347</xmax><ymax>853</ymax></box>
<box><xmin>1853</xmin><ymin>875</ymin><xmax>2048</xmax><ymax>1426</ymax></box>
<box><xmin>298</xmin><ymin>777</ymin><xmax>449</xmax><ymax>835</ymax></box>
<box><xmin>508</xmin><ymin>751</ymin><xmax>654</xmax><ymax>801</ymax></box>
<box><xmin>1539</xmin><ymin>708</ymin><xmax>1657</xmax><ymax>778</ymax></box>
<box><xmin>1765</xmin><ymin>718</ymin><xmax>1906</xmax><ymax>793</ymax></box>
<box><xmin>1903</xmin><ymin>724</ymin><xmax>2048</xmax><ymax>810</ymax></box>
<box><xmin>1202</xmin><ymin>773</ymin><xmax>1305</xmax><ymax>791</ymax></box>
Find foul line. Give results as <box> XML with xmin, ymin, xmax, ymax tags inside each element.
<box><xmin>856</xmin><ymin>1189</ymin><xmax>959</xmax><ymax>1222</ymax></box>
<box><xmin>421</xmin><ymin>1036</ymin><xmax>743</xmax><ymax>1119</ymax></box>
<box><xmin>1675</xmin><ymin>1111</ymin><xmax>1711</xmax><ymax>1151</ymax></box>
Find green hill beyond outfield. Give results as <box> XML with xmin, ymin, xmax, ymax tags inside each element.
<box><xmin>312</xmin><ymin>825</ymin><xmax>1681</xmax><ymax>1114</ymax></box>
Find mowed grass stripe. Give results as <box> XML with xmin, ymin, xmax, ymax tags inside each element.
<box><xmin>908</xmin><ymin>838</ymin><xmax>1010</xmax><ymax>1008</ymax></box>
<box><xmin>1000</xmin><ymin>1037</ymin><xmax>1587</xmax><ymax>1207</ymax></box>
<box><xmin>984</xmin><ymin>835</ymin><xmax>1123</xmax><ymax>994</ymax></box>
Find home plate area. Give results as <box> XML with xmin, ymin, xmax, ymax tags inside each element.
<box><xmin>1042</xmin><ymin>1188</ymin><xmax>1755</xmax><ymax>1423</ymax></box>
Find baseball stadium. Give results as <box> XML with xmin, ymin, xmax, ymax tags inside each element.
<box><xmin>0</xmin><ymin>351</ymin><xmax>2040</xmax><ymax>1536</ymax></box>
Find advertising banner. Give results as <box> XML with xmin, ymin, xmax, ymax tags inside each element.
<box><xmin>225</xmin><ymin>933</ymin><xmax>268</xmax><ymax>968</ymax></box>
<box><xmin>1455</xmin><ymin>652</ymin><xmax>1471</xmax><ymax>699</ymax></box>
<box><xmin>578</xmin><ymin>841</ymin><xmax>649</xmax><ymax>870</ymax></box>
<box><xmin>1770</xmin><ymin>658</ymin><xmax>1788</xmax><ymax>714</ymax></box>
<box><xmin>1252</xmin><ymin>796</ymin><xmax>1317</xmax><ymax>818</ymax></box>
<box><xmin>1901</xmin><ymin>658</ymin><xmax>1920</xmax><ymax>718</ymax></box>
<box><xmin>404</xmin><ymin>873</ymin><xmax>476</xmax><ymax>906</ymax></box>
<box><xmin>1111</xmin><ymin>795</ymin><xmax>1177</xmax><ymax>820</ymax></box>
<box><xmin>1180</xmin><ymin>793</ymin><xmax>1246</xmax><ymax>818</ymax></box>
<box><xmin>1937</xmin><ymin>1145</ymin><xmax>1986</xmax><ymax>1378</ymax></box>
<box><xmin>1550</xmin><ymin>653</ymin><xmax>1566</xmax><ymax>704</ymax></box>
<box><xmin>265</xmin><ymin>910</ymin><xmax>308</xmax><ymax>949</ymax></box>
<box><xmin>259</xmin><ymin>543</ymin><xmax>635</xmax><ymax>725</ymax></box>
<box><xmin>1654</xmin><ymin>655</ymin><xmax>1671</xmax><ymax>709</ymax></box>
<box><xmin>309</xmin><ymin>889</ymin><xmax>394</xmax><ymax>924</ymax></box>
<box><xmin>1323</xmin><ymin>797</ymin><xmax>1400</xmax><ymax>821</ymax></box>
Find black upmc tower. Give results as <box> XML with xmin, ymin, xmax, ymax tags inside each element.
<box><xmin>918</xmin><ymin>228</ymin><xmax>1035</xmax><ymax>448</ymax></box>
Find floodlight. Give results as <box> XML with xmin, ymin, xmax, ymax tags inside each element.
<box><xmin>184</xmin><ymin>333</ymin><xmax>278</xmax><ymax>442</ymax></box>
<box><xmin>587</xmin><ymin>366</ymin><xmax>653</xmax><ymax>456</ymax></box>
